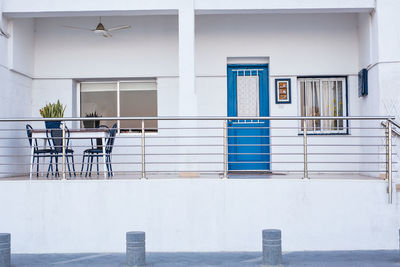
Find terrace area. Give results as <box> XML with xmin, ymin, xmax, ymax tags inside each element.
<box><xmin>0</xmin><ymin>116</ymin><xmax>399</xmax><ymax>254</ymax></box>
<box><xmin>0</xmin><ymin>116</ymin><xmax>399</xmax><ymax>198</ymax></box>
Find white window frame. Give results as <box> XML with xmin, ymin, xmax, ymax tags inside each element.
<box><xmin>297</xmin><ymin>77</ymin><xmax>348</xmax><ymax>134</ymax></box>
<box><xmin>77</xmin><ymin>79</ymin><xmax>158</xmax><ymax>134</ymax></box>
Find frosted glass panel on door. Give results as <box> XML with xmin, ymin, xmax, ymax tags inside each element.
<box><xmin>236</xmin><ymin>75</ymin><xmax>259</xmax><ymax>117</ymax></box>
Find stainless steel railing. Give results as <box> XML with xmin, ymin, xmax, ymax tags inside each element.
<box><xmin>0</xmin><ymin>116</ymin><xmax>398</xmax><ymax>203</ymax></box>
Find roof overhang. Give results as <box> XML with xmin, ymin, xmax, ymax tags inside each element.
<box><xmin>2</xmin><ymin>0</ymin><xmax>375</xmax><ymax>18</ymax></box>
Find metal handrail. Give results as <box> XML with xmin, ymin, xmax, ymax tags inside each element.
<box><xmin>388</xmin><ymin>118</ymin><xmax>400</xmax><ymax>129</ymax></box>
<box><xmin>0</xmin><ymin>115</ymin><xmax>395</xmax><ymax>122</ymax></box>
<box><xmin>0</xmin><ymin>116</ymin><xmax>396</xmax><ymax>204</ymax></box>
<box><xmin>381</xmin><ymin>120</ymin><xmax>400</xmax><ymax>136</ymax></box>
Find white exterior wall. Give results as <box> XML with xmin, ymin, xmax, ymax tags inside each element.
<box><xmin>1</xmin><ymin>12</ymin><xmax>392</xmax><ymax>175</ymax></box>
<box><xmin>33</xmin><ymin>16</ymin><xmax>179</xmax><ymax>79</ymax></box>
<box><xmin>0</xmin><ymin>179</ymin><xmax>398</xmax><ymax>253</ymax></box>
<box><xmin>1</xmin><ymin>0</ymin><xmax>398</xmax><ymax>177</ymax></box>
<box><xmin>21</xmin><ymin>13</ymin><xmax>370</xmax><ymax>174</ymax></box>
<box><xmin>0</xmin><ymin>16</ymin><xmax>33</xmax><ymax>177</ymax></box>
<box><xmin>195</xmin><ymin>13</ymin><xmax>365</xmax><ymax>173</ymax></box>
<box><xmin>1</xmin><ymin>0</ymin><xmax>400</xmax><ymax>255</ymax></box>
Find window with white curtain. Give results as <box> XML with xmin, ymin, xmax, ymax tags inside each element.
<box><xmin>80</xmin><ymin>80</ymin><xmax>157</xmax><ymax>132</ymax></box>
<box><xmin>298</xmin><ymin>77</ymin><xmax>347</xmax><ymax>134</ymax></box>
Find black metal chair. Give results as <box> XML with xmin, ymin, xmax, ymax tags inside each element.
<box><xmin>46</xmin><ymin>126</ymin><xmax>76</xmax><ymax>178</ymax></box>
<box><xmin>26</xmin><ymin>124</ymin><xmax>53</xmax><ymax>178</ymax></box>
<box><xmin>82</xmin><ymin>123</ymin><xmax>117</xmax><ymax>178</ymax></box>
<box><xmin>80</xmin><ymin>125</ymin><xmax>109</xmax><ymax>177</ymax></box>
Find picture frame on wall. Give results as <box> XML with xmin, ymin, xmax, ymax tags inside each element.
<box><xmin>275</xmin><ymin>78</ymin><xmax>291</xmax><ymax>104</ymax></box>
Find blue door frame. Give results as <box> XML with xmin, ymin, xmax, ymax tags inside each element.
<box><xmin>227</xmin><ymin>64</ymin><xmax>270</xmax><ymax>171</ymax></box>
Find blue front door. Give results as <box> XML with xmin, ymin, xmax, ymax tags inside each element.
<box><xmin>227</xmin><ymin>64</ymin><xmax>270</xmax><ymax>171</ymax></box>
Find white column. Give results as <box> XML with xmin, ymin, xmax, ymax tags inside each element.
<box><xmin>372</xmin><ymin>0</ymin><xmax>400</xmax><ymax>115</ymax></box>
<box><xmin>178</xmin><ymin>2</ymin><xmax>198</xmax><ymax>173</ymax></box>
<box><xmin>178</xmin><ymin>0</ymin><xmax>196</xmax><ymax>116</ymax></box>
<box><xmin>372</xmin><ymin>0</ymin><xmax>400</xmax><ymax>182</ymax></box>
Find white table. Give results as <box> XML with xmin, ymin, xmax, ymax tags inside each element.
<box><xmin>31</xmin><ymin>129</ymin><xmax>110</xmax><ymax>179</ymax></box>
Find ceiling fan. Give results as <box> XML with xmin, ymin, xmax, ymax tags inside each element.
<box><xmin>62</xmin><ymin>17</ymin><xmax>131</xmax><ymax>38</ymax></box>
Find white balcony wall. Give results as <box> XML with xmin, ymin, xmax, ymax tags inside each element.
<box><xmin>0</xmin><ymin>16</ymin><xmax>33</xmax><ymax>177</ymax></box>
<box><xmin>8</xmin><ymin>18</ymin><xmax>34</xmax><ymax>76</ymax></box>
<box><xmin>33</xmin><ymin>15</ymin><xmax>179</xmax><ymax>79</ymax></box>
<box><xmin>3</xmin><ymin>9</ymin><xmax>398</xmax><ymax>177</ymax></box>
<box><xmin>194</xmin><ymin>13</ymin><xmax>367</xmax><ymax>174</ymax></box>
<box><xmin>195</xmin><ymin>13</ymin><xmax>359</xmax><ymax>77</ymax></box>
<box><xmin>25</xmin><ymin>12</ymin><xmax>382</xmax><ymax>175</ymax></box>
<box><xmin>0</xmin><ymin>179</ymin><xmax>398</xmax><ymax>253</ymax></box>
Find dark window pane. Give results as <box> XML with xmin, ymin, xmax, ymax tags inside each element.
<box><xmin>119</xmin><ymin>82</ymin><xmax>157</xmax><ymax>132</ymax></box>
<box><xmin>80</xmin><ymin>83</ymin><xmax>117</xmax><ymax>128</ymax></box>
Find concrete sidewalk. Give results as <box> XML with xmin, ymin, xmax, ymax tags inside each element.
<box><xmin>10</xmin><ymin>250</ymin><xmax>400</xmax><ymax>266</ymax></box>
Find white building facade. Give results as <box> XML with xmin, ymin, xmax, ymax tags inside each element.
<box><xmin>0</xmin><ymin>0</ymin><xmax>399</xmax><ymax>253</ymax></box>
<box><xmin>1</xmin><ymin>0</ymin><xmax>399</xmax><ymax>173</ymax></box>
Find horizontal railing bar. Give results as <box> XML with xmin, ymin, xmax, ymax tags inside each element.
<box><xmin>157</xmin><ymin>127</ymin><xmax>383</xmax><ymax>130</ymax></box>
<box><xmin>0</xmin><ymin>143</ymin><xmax>395</xmax><ymax>149</ymax></box>
<box><xmin>0</xmin><ymin>127</ymin><xmax>387</xmax><ymax>132</ymax></box>
<box><xmin>300</xmin><ymin>170</ymin><xmax>395</xmax><ymax>173</ymax></box>
<box><xmin>7</xmin><ymin>161</ymin><xmax>395</xmax><ymax>166</ymax></box>
<box><xmin>0</xmin><ymin>170</ymin><xmax>396</xmax><ymax>176</ymax></box>
<box><xmin>227</xmin><ymin>144</ymin><xmax>390</xmax><ymax>147</ymax></box>
<box><xmin>229</xmin><ymin>136</ymin><xmax>386</xmax><ymax>138</ymax></box>
<box><xmin>0</xmin><ymin>161</ymin><xmax>398</xmax><ymax>166</ymax></box>
<box><xmin>0</xmin><ymin>134</ymin><xmax>391</xmax><ymax>140</ymax></box>
<box><xmin>0</xmin><ymin>128</ymin><xmax>386</xmax><ymax>134</ymax></box>
<box><xmin>1</xmin><ymin>134</ymin><xmax>388</xmax><ymax>140</ymax></box>
<box><xmin>223</xmin><ymin>170</ymin><xmax>397</xmax><ymax>174</ymax></box>
<box><xmin>145</xmin><ymin>144</ymin><xmax>223</xmax><ymax>147</ymax></box>
<box><xmin>228</xmin><ymin>153</ymin><xmax>396</xmax><ymax>155</ymax></box>
<box><xmin>0</xmin><ymin>172</ymin><xmax>392</xmax><ymax>176</ymax></box>
<box><xmin>2</xmin><ymin>152</ymin><xmax>398</xmax><ymax>158</ymax></box>
<box><xmin>0</xmin><ymin>116</ymin><xmax>395</xmax><ymax>122</ymax></box>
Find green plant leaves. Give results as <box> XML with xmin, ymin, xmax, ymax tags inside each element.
<box><xmin>39</xmin><ymin>100</ymin><xmax>66</xmax><ymax>118</ymax></box>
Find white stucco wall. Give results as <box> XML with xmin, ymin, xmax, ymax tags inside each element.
<box><xmin>8</xmin><ymin>12</ymin><xmax>389</xmax><ymax>175</ymax></box>
<box><xmin>196</xmin><ymin>14</ymin><xmax>359</xmax><ymax>77</ymax></box>
<box><xmin>0</xmin><ymin>16</ymin><xmax>33</xmax><ymax>177</ymax></box>
<box><xmin>0</xmin><ymin>0</ymin><xmax>399</xmax><ymax>256</ymax></box>
<box><xmin>0</xmin><ymin>1</ymin><xmax>398</xmax><ymax>177</ymax></box>
<box><xmin>0</xmin><ymin>179</ymin><xmax>398</xmax><ymax>253</ymax></box>
<box><xmin>8</xmin><ymin>18</ymin><xmax>34</xmax><ymax>76</ymax></box>
<box><xmin>33</xmin><ymin>16</ymin><xmax>179</xmax><ymax>79</ymax></box>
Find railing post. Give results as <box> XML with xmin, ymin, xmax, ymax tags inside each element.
<box><xmin>223</xmin><ymin>120</ymin><xmax>228</xmax><ymax>179</ymax></box>
<box><xmin>303</xmin><ymin>119</ymin><xmax>309</xmax><ymax>179</ymax></box>
<box><xmin>386</xmin><ymin>120</ymin><xmax>392</xmax><ymax>204</ymax></box>
<box><xmin>141</xmin><ymin>119</ymin><xmax>146</xmax><ymax>179</ymax></box>
<box><xmin>61</xmin><ymin>121</ymin><xmax>66</xmax><ymax>180</ymax></box>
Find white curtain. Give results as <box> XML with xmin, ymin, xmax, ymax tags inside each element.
<box><xmin>305</xmin><ymin>81</ymin><xmax>313</xmax><ymax>129</ymax></box>
<box><xmin>301</xmin><ymin>78</ymin><xmax>345</xmax><ymax>132</ymax></box>
<box><xmin>321</xmin><ymin>81</ymin><xmax>330</xmax><ymax>131</ymax></box>
<box><xmin>329</xmin><ymin>81</ymin><xmax>337</xmax><ymax>130</ymax></box>
<box><xmin>237</xmin><ymin>75</ymin><xmax>259</xmax><ymax>117</ymax></box>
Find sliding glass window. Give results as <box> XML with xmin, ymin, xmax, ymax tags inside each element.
<box><xmin>80</xmin><ymin>80</ymin><xmax>157</xmax><ymax>132</ymax></box>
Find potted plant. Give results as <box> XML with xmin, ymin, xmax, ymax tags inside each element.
<box><xmin>39</xmin><ymin>100</ymin><xmax>66</xmax><ymax>129</ymax></box>
<box><xmin>83</xmin><ymin>111</ymin><xmax>102</xmax><ymax>129</ymax></box>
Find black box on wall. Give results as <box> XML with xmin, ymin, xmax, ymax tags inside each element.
<box><xmin>358</xmin><ymin>68</ymin><xmax>368</xmax><ymax>97</ymax></box>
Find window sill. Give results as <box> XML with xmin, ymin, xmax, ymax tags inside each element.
<box><xmin>117</xmin><ymin>131</ymin><xmax>158</xmax><ymax>136</ymax></box>
<box><xmin>297</xmin><ymin>131</ymin><xmax>349</xmax><ymax>136</ymax></box>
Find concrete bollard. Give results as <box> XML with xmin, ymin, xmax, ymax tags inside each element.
<box><xmin>126</xmin><ymin>231</ymin><xmax>145</xmax><ymax>267</ymax></box>
<box><xmin>262</xmin><ymin>229</ymin><xmax>282</xmax><ymax>266</ymax></box>
<box><xmin>0</xmin><ymin>233</ymin><xmax>10</xmax><ymax>267</ymax></box>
